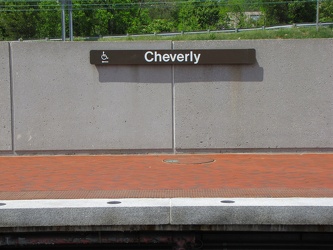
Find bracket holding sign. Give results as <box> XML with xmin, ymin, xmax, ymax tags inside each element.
<box><xmin>90</xmin><ymin>49</ymin><xmax>256</xmax><ymax>65</ymax></box>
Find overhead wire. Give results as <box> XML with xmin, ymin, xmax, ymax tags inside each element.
<box><xmin>0</xmin><ymin>0</ymin><xmax>330</xmax><ymax>12</ymax></box>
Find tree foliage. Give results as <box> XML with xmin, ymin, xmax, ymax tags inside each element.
<box><xmin>320</xmin><ymin>0</ymin><xmax>333</xmax><ymax>22</ymax></box>
<box><xmin>0</xmin><ymin>0</ymin><xmax>332</xmax><ymax>40</ymax></box>
<box><xmin>36</xmin><ymin>1</ymin><xmax>61</xmax><ymax>38</ymax></box>
<box><xmin>261</xmin><ymin>0</ymin><xmax>317</xmax><ymax>25</ymax></box>
<box><xmin>0</xmin><ymin>1</ymin><xmax>39</xmax><ymax>39</ymax></box>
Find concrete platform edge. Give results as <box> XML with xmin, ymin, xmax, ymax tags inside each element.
<box><xmin>1</xmin><ymin>198</ymin><xmax>333</xmax><ymax>228</ymax></box>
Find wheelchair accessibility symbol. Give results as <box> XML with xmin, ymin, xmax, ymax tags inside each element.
<box><xmin>101</xmin><ymin>51</ymin><xmax>109</xmax><ymax>63</ymax></box>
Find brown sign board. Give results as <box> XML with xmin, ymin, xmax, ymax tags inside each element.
<box><xmin>90</xmin><ymin>49</ymin><xmax>256</xmax><ymax>65</ymax></box>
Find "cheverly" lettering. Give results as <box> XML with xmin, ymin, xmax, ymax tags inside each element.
<box><xmin>144</xmin><ymin>51</ymin><xmax>201</xmax><ymax>64</ymax></box>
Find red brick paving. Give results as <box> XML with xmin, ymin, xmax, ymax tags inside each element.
<box><xmin>0</xmin><ymin>154</ymin><xmax>332</xmax><ymax>199</ymax></box>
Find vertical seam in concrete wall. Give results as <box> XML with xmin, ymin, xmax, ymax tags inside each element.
<box><xmin>8</xmin><ymin>42</ymin><xmax>15</xmax><ymax>155</ymax></box>
<box><xmin>172</xmin><ymin>42</ymin><xmax>176</xmax><ymax>154</ymax></box>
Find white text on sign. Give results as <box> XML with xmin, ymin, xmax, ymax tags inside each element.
<box><xmin>144</xmin><ymin>51</ymin><xmax>201</xmax><ymax>64</ymax></box>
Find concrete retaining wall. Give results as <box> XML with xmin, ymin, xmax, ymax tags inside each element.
<box><xmin>11</xmin><ymin>41</ymin><xmax>173</xmax><ymax>152</ymax></box>
<box><xmin>0</xmin><ymin>42</ymin><xmax>12</xmax><ymax>152</ymax></box>
<box><xmin>174</xmin><ymin>40</ymin><xmax>333</xmax><ymax>151</ymax></box>
<box><xmin>1</xmin><ymin>39</ymin><xmax>333</xmax><ymax>154</ymax></box>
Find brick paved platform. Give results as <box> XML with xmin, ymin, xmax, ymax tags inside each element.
<box><xmin>1</xmin><ymin>154</ymin><xmax>332</xmax><ymax>200</ymax></box>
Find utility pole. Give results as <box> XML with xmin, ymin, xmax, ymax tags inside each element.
<box><xmin>316</xmin><ymin>0</ymin><xmax>320</xmax><ymax>31</ymax></box>
<box><xmin>60</xmin><ymin>0</ymin><xmax>74</xmax><ymax>41</ymax></box>
<box><xmin>68</xmin><ymin>0</ymin><xmax>73</xmax><ymax>41</ymax></box>
<box><xmin>61</xmin><ymin>0</ymin><xmax>66</xmax><ymax>41</ymax></box>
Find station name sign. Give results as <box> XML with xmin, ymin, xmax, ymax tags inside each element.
<box><xmin>90</xmin><ymin>49</ymin><xmax>256</xmax><ymax>65</ymax></box>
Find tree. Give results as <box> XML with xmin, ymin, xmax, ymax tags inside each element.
<box><xmin>0</xmin><ymin>1</ymin><xmax>39</xmax><ymax>40</ymax></box>
<box><xmin>37</xmin><ymin>1</ymin><xmax>62</xmax><ymax>39</ymax></box>
<box><xmin>320</xmin><ymin>0</ymin><xmax>333</xmax><ymax>22</ymax></box>
<box><xmin>177</xmin><ymin>0</ymin><xmax>221</xmax><ymax>31</ymax></box>
<box><xmin>262</xmin><ymin>0</ymin><xmax>316</xmax><ymax>26</ymax></box>
<box><xmin>288</xmin><ymin>1</ymin><xmax>316</xmax><ymax>23</ymax></box>
<box><xmin>261</xmin><ymin>0</ymin><xmax>289</xmax><ymax>25</ymax></box>
<box><xmin>70</xmin><ymin>0</ymin><xmax>110</xmax><ymax>36</ymax></box>
<box><xmin>134</xmin><ymin>0</ymin><xmax>178</xmax><ymax>33</ymax></box>
<box><xmin>227</xmin><ymin>0</ymin><xmax>247</xmax><ymax>28</ymax></box>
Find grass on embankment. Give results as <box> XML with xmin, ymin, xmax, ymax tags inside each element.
<box><xmin>98</xmin><ymin>26</ymin><xmax>333</xmax><ymax>41</ymax></box>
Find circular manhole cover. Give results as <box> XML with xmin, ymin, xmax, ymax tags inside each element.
<box><xmin>163</xmin><ymin>157</ymin><xmax>215</xmax><ymax>165</ymax></box>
